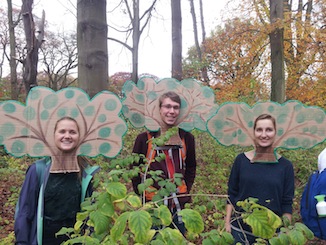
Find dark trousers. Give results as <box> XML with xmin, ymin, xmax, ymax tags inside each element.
<box><xmin>43</xmin><ymin>218</ymin><xmax>75</xmax><ymax>245</ymax></box>
<box><xmin>231</xmin><ymin>227</ymin><xmax>257</xmax><ymax>244</ymax></box>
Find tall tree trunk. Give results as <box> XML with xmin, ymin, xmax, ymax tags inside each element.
<box><xmin>7</xmin><ymin>0</ymin><xmax>19</xmax><ymax>99</ymax></box>
<box><xmin>199</xmin><ymin>0</ymin><xmax>208</xmax><ymax>83</ymax></box>
<box><xmin>171</xmin><ymin>0</ymin><xmax>182</xmax><ymax>80</ymax></box>
<box><xmin>189</xmin><ymin>0</ymin><xmax>209</xmax><ymax>83</ymax></box>
<box><xmin>131</xmin><ymin>0</ymin><xmax>140</xmax><ymax>83</ymax></box>
<box><xmin>21</xmin><ymin>0</ymin><xmax>44</xmax><ymax>94</ymax></box>
<box><xmin>269</xmin><ymin>0</ymin><xmax>285</xmax><ymax>103</ymax></box>
<box><xmin>77</xmin><ymin>0</ymin><xmax>108</xmax><ymax>98</ymax></box>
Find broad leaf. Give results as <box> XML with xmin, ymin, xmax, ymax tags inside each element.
<box><xmin>105</xmin><ymin>182</ymin><xmax>127</xmax><ymax>199</ymax></box>
<box><xmin>288</xmin><ymin>229</ymin><xmax>306</xmax><ymax>245</ymax></box>
<box><xmin>243</xmin><ymin>208</ymin><xmax>281</xmax><ymax>239</ymax></box>
<box><xmin>129</xmin><ymin>210</ymin><xmax>152</xmax><ymax>243</ymax></box>
<box><xmin>97</xmin><ymin>192</ymin><xmax>115</xmax><ymax>217</ymax></box>
<box><xmin>179</xmin><ymin>208</ymin><xmax>204</xmax><ymax>233</ymax></box>
<box><xmin>110</xmin><ymin>212</ymin><xmax>130</xmax><ymax>242</ymax></box>
<box><xmin>89</xmin><ymin>210</ymin><xmax>110</xmax><ymax>235</ymax></box>
<box><xmin>294</xmin><ymin>222</ymin><xmax>315</xmax><ymax>239</ymax></box>
<box><xmin>126</xmin><ymin>195</ymin><xmax>142</xmax><ymax>208</ymax></box>
<box><xmin>269</xmin><ymin>233</ymin><xmax>289</xmax><ymax>245</ymax></box>
<box><xmin>157</xmin><ymin>205</ymin><xmax>172</xmax><ymax>226</ymax></box>
<box><xmin>157</xmin><ymin>227</ymin><xmax>186</xmax><ymax>244</ymax></box>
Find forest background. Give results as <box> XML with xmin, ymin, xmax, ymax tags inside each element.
<box><xmin>0</xmin><ymin>0</ymin><xmax>326</xmax><ymax>244</ymax></box>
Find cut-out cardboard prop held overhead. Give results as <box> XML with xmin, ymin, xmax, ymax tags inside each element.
<box><xmin>0</xmin><ymin>86</ymin><xmax>127</xmax><ymax>172</ymax></box>
<box><xmin>207</xmin><ymin>101</ymin><xmax>326</xmax><ymax>162</ymax></box>
<box><xmin>122</xmin><ymin>77</ymin><xmax>326</xmax><ymax>163</ymax></box>
<box><xmin>121</xmin><ymin>77</ymin><xmax>218</xmax><ymax>132</ymax></box>
<box><xmin>0</xmin><ymin>78</ymin><xmax>325</xmax><ymax>166</ymax></box>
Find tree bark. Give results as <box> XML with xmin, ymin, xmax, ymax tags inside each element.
<box><xmin>171</xmin><ymin>0</ymin><xmax>182</xmax><ymax>80</ymax></box>
<box><xmin>7</xmin><ymin>0</ymin><xmax>19</xmax><ymax>99</ymax></box>
<box><xmin>269</xmin><ymin>0</ymin><xmax>285</xmax><ymax>103</ymax></box>
<box><xmin>189</xmin><ymin>0</ymin><xmax>209</xmax><ymax>83</ymax></box>
<box><xmin>131</xmin><ymin>0</ymin><xmax>140</xmax><ymax>83</ymax></box>
<box><xmin>77</xmin><ymin>0</ymin><xmax>108</xmax><ymax>98</ymax></box>
<box><xmin>21</xmin><ymin>0</ymin><xmax>44</xmax><ymax>94</ymax></box>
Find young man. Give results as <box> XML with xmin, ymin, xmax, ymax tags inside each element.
<box><xmin>131</xmin><ymin>91</ymin><xmax>197</xmax><ymax>234</ymax></box>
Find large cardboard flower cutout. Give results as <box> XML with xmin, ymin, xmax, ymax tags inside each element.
<box><xmin>0</xmin><ymin>86</ymin><xmax>127</xmax><ymax>170</ymax></box>
<box><xmin>207</xmin><ymin>101</ymin><xmax>326</xmax><ymax>162</ymax></box>
<box><xmin>122</xmin><ymin>77</ymin><xmax>218</xmax><ymax>132</ymax></box>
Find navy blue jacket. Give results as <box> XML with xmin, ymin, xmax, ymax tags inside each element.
<box><xmin>14</xmin><ymin>158</ymin><xmax>99</xmax><ymax>245</ymax></box>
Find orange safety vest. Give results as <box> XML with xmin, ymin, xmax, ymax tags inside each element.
<box><xmin>144</xmin><ymin>132</ymin><xmax>188</xmax><ymax>201</ymax></box>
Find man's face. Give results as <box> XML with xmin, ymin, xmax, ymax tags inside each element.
<box><xmin>159</xmin><ymin>98</ymin><xmax>180</xmax><ymax>126</ymax></box>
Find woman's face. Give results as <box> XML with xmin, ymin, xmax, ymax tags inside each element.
<box><xmin>54</xmin><ymin>119</ymin><xmax>79</xmax><ymax>152</ymax></box>
<box><xmin>254</xmin><ymin>119</ymin><xmax>276</xmax><ymax>148</ymax></box>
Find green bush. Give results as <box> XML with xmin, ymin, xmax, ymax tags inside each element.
<box><xmin>1</xmin><ymin>128</ymin><xmax>325</xmax><ymax>244</ymax></box>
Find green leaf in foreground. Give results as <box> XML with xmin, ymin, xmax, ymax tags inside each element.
<box><xmin>105</xmin><ymin>182</ymin><xmax>127</xmax><ymax>199</ymax></box>
<box><xmin>111</xmin><ymin>212</ymin><xmax>130</xmax><ymax>243</ymax></box>
<box><xmin>157</xmin><ymin>227</ymin><xmax>186</xmax><ymax>245</ymax></box>
<box><xmin>129</xmin><ymin>210</ymin><xmax>153</xmax><ymax>243</ymax></box>
<box><xmin>157</xmin><ymin>205</ymin><xmax>172</xmax><ymax>226</ymax></box>
<box><xmin>89</xmin><ymin>210</ymin><xmax>110</xmax><ymax>235</ymax></box>
<box><xmin>179</xmin><ymin>208</ymin><xmax>204</xmax><ymax>233</ymax></box>
<box><xmin>243</xmin><ymin>208</ymin><xmax>281</xmax><ymax>239</ymax></box>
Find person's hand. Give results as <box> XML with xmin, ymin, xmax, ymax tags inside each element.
<box><xmin>225</xmin><ymin>219</ymin><xmax>231</xmax><ymax>233</ymax></box>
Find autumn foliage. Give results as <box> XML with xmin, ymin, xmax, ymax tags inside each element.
<box><xmin>183</xmin><ymin>0</ymin><xmax>326</xmax><ymax>108</ymax></box>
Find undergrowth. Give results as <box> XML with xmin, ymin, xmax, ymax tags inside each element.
<box><xmin>0</xmin><ymin>129</ymin><xmax>325</xmax><ymax>244</ymax></box>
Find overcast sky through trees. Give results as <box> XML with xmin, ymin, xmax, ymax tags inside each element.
<box><xmin>3</xmin><ymin>0</ymin><xmax>230</xmax><ymax>78</ymax></box>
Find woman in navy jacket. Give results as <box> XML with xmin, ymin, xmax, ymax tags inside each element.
<box><xmin>14</xmin><ymin>117</ymin><xmax>99</xmax><ymax>245</ymax></box>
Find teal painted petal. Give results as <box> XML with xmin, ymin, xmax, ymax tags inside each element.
<box><xmin>123</xmin><ymin>81</ymin><xmax>134</xmax><ymax>93</ymax></box>
<box><xmin>99</xmin><ymin>127</ymin><xmax>111</xmax><ymax>138</ymax></box>
<box><xmin>115</xmin><ymin>124</ymin><xmax>127</xmax><ymax>136</ymax></box>
<box><xmin>3</xmin><ymin>103</ymin><xmax>16</xmax><ymax>113</ymax></box>
<box><xmin>57</xmin><ymin>108</ymin><xmax>67</xmax><ymax>118</ymax></box>
<box><xmin>29</xmin><ymin>89</ymin><xmax>41</xmax><ymax>100</ymax></box>
<box><xmin>43</xmin><ymin>94</ymin><xmax>59</xmax><ymax>109</ymax></box>
<box><xmin>70</xmin><ymin>108</ymin><xmax>80</xmax><ymax>118</ymax></box>
<box><xmin>21</xmin><ymin>128</ymin><xmax>30</xmax><ymax>136</ymax></box>
<box><xmin>40</xmin><ymin>110</ymin><xmax>49</xmax><ymax>120</ymax></box>
<box><xmin>33</xmin><ymin>142</ymin><xmax>45</xmax><ymax>154</ymax></box>
<box><xmin>314</xmin><ymin>111</ymin><xmax>325</xmax><ymax>124</ymax></box>
<box><xmin>131</xmin><ymin>113</ymin><xmax>145</xmax><ymax>127</ymax></box>
<box><xmin>11</xmin><ymin>140</ymin><xmax>25</xmax><ymax>154</ymax></box>
<box><xmin>202</xmin><ymin>86</ymin><xmax>214</xmax><ymax>98</ymax></box>
<box><xmin>76</xmin><ymin>94</ymin><xmax>88</xmax><ymax>107</ymax></box>
<box><xmin>0</xmin><ymin>123</ymin><xmax>15</xmax><ymax>137</ymax></box>
<box><xmin>84</xmin><ymin>105</ymin><xmax>95</xmax><ymax>116</ymax></box>
<box><xmin>267</xmin><ymin>105</ymin><xmax>275</xmax><ymax>113</ymax></box>
<box><xmin>23</xmin><ymin>106</ymin><xmax>36</xmax><ymax>121</ymax></box>
<box><xmin>65</xmin><ymin>90</ymin><xmax>75</xmax><ymax>99</ymax></box>
<box><xmin>135</xmin><ymin>94</ymin><xmax>145</xmax><ymax>103</ymax></box>
<box><xmin>98</xmin><ymin>114</ymin><xmax>107</xmax><ymax>123</ymax></box>
<box><xmin>138</xmin><ymin>80</ymin><xmax>145</xmax><ymax>90</ymax></box>
<box><xmin>80</xmin><ymin>143</ymin><xmax>92</xmax><ymax>155</ymax></box>
<box><xmin>99</xmin><ymin>143</ymin><xmax>111</xmax><ymax>154</ymax></box>
<box><xmin>104</xmin><ymin>99</ymin><xmax>117</xmax><ymax>111</ymax></box>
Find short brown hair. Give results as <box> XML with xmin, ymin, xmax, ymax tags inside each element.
<box><xmin>159</xmin><ymin>91</ymin><xmax>181</xmax><ymax>108</ymax></box>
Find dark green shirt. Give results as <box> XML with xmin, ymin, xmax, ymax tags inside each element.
<box><xmin>44</xmin><ymin>173</ymin><xmax>81</xmax><ymax>221</ymax></box>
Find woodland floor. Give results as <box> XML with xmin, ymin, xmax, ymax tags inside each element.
<box><xmin>0</xmin><ymin>172</ymin><xmax>19</xmax><ymax>239</ymax></box>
